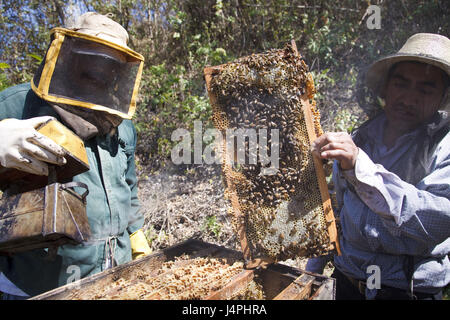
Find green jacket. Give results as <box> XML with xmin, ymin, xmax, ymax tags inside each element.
<box><xmin>0</xmin><ymin>83</ymin><xmax>144</xmax><ymax>297</ymax></box>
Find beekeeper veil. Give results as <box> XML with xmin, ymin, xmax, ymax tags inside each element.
<box><xmin>31</xmin><ymin>12</ymin><xmax>144</xmax><ymax>139</ymax></box>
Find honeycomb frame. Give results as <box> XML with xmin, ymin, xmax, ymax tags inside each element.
<box><xmin>204</xmin><ymin>41</ymin><xmax>340</xmax><ymax>263</ymax></box>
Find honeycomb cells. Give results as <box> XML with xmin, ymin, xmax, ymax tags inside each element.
<box><xmin>209</xmin><ymin>43</ymin><xmax>332</xmax><ymax>261</ymax></box>
<box><xmin>66</xmin><ymin>256</ymin><xmax>245</xmax><ymax>300</ymax></box>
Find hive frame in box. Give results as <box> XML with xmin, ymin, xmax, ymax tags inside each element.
<box><xmin>203</xmin><ymin>40</ymin><xmax>340</xmax><ymax>265</ymax></box>
<box><xmin>30</xmin><ymin>239</ymin><xmax>335</xmax><ymax>300</ymax></box>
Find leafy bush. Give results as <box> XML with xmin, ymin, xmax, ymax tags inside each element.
<box><xmin>202</xmin><ymin>215</ymin><xmax>222</xmax><ymax>238</ymax></box>
<box><xmin>0</xmin><ymin>62</ymin><xmax>11</xmax><ymax>92</ymax></box>
<box><xmin>0</xmin><ymin>0</ymin><xmax>448</xmax><ymax>167</ymax></box>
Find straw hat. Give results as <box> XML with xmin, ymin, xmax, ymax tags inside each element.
<box><xmin>365</xmin><ymin>33</ymin><xmax>450</xmax><ymax>93</ymax></box>
<box><xmin>67</xmin><ymin>12</ymin><xmax>130</xmax><ymax>49</ymax></box>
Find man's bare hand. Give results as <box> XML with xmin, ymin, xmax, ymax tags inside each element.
<box><xmin>311</xmin><ymin>132</ymin><xmax>359</xmax><ymax>170</ymax></box>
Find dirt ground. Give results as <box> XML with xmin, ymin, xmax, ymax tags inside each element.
<box><xmin>137</xmin><ymin>162</ymin><xmax>334</xmax><ymax>277</ymax></box>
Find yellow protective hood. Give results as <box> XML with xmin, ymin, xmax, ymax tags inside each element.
<box><xmin>31</xmin><ymin>27</ymin><xmax>144</xmax><ymax>120</ymax></box>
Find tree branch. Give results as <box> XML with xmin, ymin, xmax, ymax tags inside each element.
<box><xmin>240</xmin><ymin>3</ymin><xmax>360</xmax><ymax>13</ymax></box>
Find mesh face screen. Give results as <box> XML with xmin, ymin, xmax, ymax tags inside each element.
<box><xmin>38</xmin><ymin>35</ymin><xmax>141</xmax><ymax>117</ymax></box>
<box><xmin>205</xmin><ymin>43</ymin><xmax>339</xmax><ymax>262</ymax></box>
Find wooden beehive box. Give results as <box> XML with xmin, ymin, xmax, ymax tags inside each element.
<box><xmin>30</xmin><ymin>239</ymin><xmax>335</xmax><ymax>300</ymax></box>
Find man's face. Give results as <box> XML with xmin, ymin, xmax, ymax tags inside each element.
<box><xmin>383</xmin><ymin>62</ymin><xmax>446</xmax><ymax>132</ymax></box>
<box><xmin>71</xmin><ymin>42</ymin><xmax>127</xmax><ymax>93</ymax></box>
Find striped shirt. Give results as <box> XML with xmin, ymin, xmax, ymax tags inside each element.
<box><xmin>333</xmin><ymin>111</ymin><xmax>450</xmax><ymax>297</ymax></box>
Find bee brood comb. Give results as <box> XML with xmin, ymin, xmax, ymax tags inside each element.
<box><xmin>204</xmin><ymin>41</ymin><xmax>340</xmax><ymax>265</ymax></box>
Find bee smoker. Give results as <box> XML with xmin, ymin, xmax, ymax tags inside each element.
<box><xmin>0</xmin><ymin>119</ymin><xmax>91</xmax><ymax>254</ymax></box>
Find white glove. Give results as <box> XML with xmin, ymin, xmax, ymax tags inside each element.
<box><xmin>0</xmin><ymin>116</ymin><xmax>66</xmax><ymax>176</ymax></box>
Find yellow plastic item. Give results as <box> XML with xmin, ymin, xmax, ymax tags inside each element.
<box><xmin>130</xmin><ymin>229</ymin><xmax>151</xmax><ymax>260</ymax></box>
<box><xmin>37</xmin><ymin>119</ymin><xmax>89</xmax><ymax>166</ymax></box>
<box><xmin>31</xmin><ymin>27</ymin><xmax>144</xmax><ymax>119</ymax></box>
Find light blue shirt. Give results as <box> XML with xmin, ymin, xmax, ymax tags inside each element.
<box><xmin>332</xmin><ymin>111</ymin><xmax>450</xmax><ymax>295</ymax></box>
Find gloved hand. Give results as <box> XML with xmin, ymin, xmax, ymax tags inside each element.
<box><xmin>130</xmin><ymin>229</ymin><xmax>152</xmax><ymax>260</ymax></box>
<box><xmin>0</xmin><ymin>116</ymin><xmax>67</xmax><ymax>176</ymax></box>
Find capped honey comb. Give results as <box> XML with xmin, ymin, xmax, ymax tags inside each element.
<box><xmin>204</xmin><ymin>42</ymin><xmax>340</xmax><ymax>262</ymax></box>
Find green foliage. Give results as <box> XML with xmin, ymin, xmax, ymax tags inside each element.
<box><xmin>144</xmin><ymin>226</ymin><xmax>158</xmax><ymax>246</ymax></box>
<box><xmin>202</xmin><ymin>215</ymin><xmax>222</xmax><ymax>238</ymax></box>
<box><xmin>0</xmin><ymin>62</ymin><xmax>11</xmax><ymax>91</ymax></box>
<box><xmin>334</xmin><ymin>109</ymin><xmax>362</xmax><ymax>134</ymax></box>
<box><xmin>1</xmin><ymin>0</ymin><xmax>448</xmax><ymax>168</ymax></box>
<box><xmin>444</xmin><ymin>284</ymin><xmax>450</xmax><ymax>300</ymax></box>
<box><xmin>310</xmin><ymin>68</ymin><xmax>335</xmax><ymax>101</ymax></box>
<box><xmin>26</xmin><ymin>53</ymin><xmax>43</xmax><ymax>65</ymax></box>
<box><xmin>134</xmin><ymin>61</ymin><xmax>213</xmax><ymax>168</ymax></box>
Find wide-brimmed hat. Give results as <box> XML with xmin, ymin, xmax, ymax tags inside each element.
<box><xmin>365</xmin><ymin>33</ymin><xmax>450</xmax><ymax>94</ymax></box>
<box><xmin>66</xmin><ymin>12</ymin><xmax>130</xmax><ymax>49</ymax></box>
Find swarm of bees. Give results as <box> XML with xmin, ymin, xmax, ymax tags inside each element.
<box><xmin>207</xmin><ymin>43</ymin><xmax>333</xmax><ymax>261</ymax></box>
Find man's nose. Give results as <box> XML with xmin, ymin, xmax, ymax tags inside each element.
<box><xmin>397</xmin><ymin>87</ymin><xmax>420</xmax><ymax>108</ymax></box>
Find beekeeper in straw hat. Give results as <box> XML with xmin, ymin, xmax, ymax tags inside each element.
<box><xmin>0</xmin><ymin>12</ymin><xmax>151</xmax><ymax>299</ymax></box>
<box><xmin>309</xmin><ymin>33</ymin><xmax>450</xmax><ymax>300</ymax></box>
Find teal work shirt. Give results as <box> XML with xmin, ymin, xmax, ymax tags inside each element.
<box><xmin>0</xmin><ymin>83</ymin><xmax>144</xmax><ymax>297</ymax></box>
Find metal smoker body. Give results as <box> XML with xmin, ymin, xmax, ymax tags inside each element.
<box><xmin>0</xmin><ymin>119</ymin><xmax>91</xmax><ymax>254</ymax></box>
